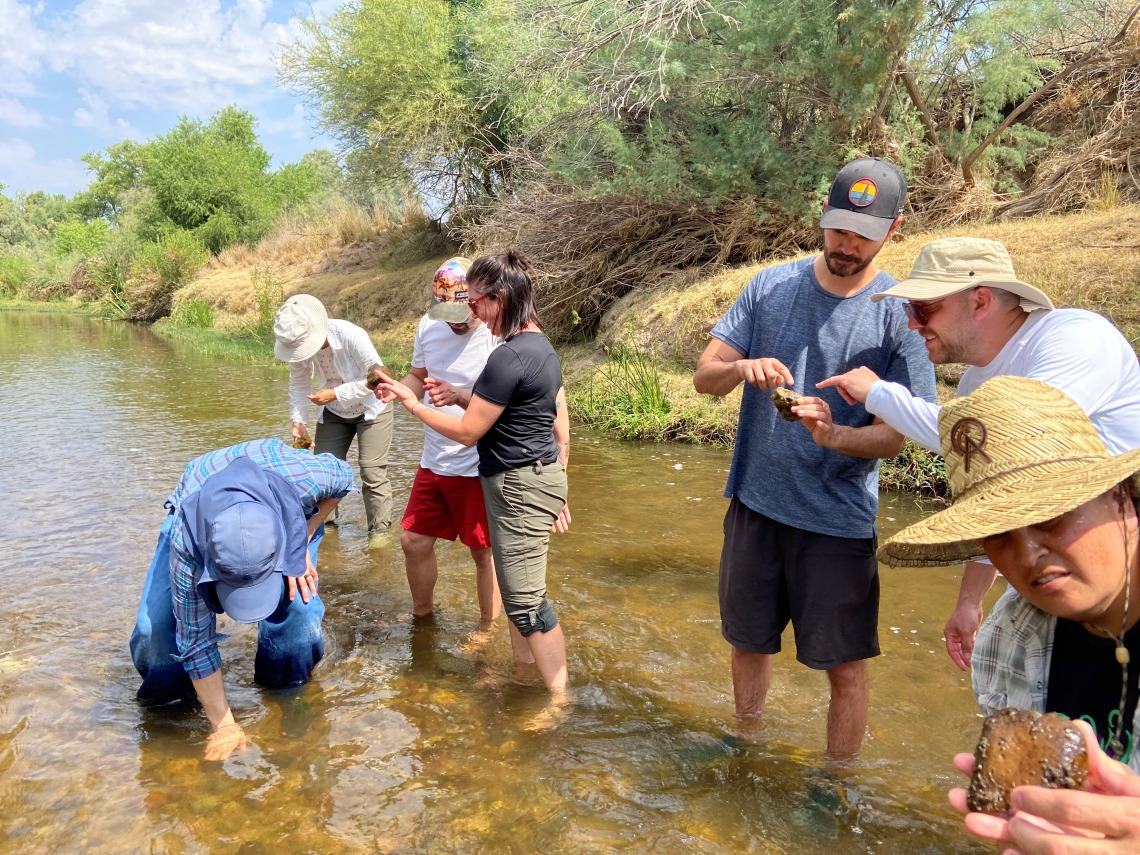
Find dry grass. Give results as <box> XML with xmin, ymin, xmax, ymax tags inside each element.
<box><xmin>178</xmin><ymin>214</ymin><xmax>456</xmax><ymax>335</ymax></box>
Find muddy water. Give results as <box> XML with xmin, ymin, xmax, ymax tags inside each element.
<box><xmin>0</xmin><ymin>311</ymin><xmax>990</xmax><ymax>853</ymax></box>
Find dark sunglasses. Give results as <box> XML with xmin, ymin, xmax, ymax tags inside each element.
<box><xmin>903</xmin><ymin>298</ymin><xmax>946</xmax><ymax>326</ymax></box>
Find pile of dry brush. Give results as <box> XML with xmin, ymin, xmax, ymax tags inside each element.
<box><xmin>460</xmin><ymin>190</ymin><xmax>817</xmax><ymax>342</ymax></box>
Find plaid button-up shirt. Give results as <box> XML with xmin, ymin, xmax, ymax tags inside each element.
<box><xmin>973</xmin><ymin>586</ymin><xmax>1140</xmax><ymax>772</ymax></box>
<box><xmin>166</xmin><ymin>439</ymin><xmax>355</xmax><ymax>680</ymax></box>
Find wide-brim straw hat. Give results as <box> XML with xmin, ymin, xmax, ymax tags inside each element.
<box><xmin>878</xmin><ymin>375</ymin><xmax>1140</xmax><ymax>567</ymax></box>
<box><xmin>870</xmin><ymin>237</ymin><xmax>1054</xmax><ymax>312</ymax></box>
<box><xmin>273</xmin><ymin>294</ymin><xmax>329</xmax><ymax>363</ymax></box>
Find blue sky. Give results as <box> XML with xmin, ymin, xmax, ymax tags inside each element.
<box><xmin>0</xmin><ymin>0</ymin><xmax>341</xmax><ymax>197</ymax></box>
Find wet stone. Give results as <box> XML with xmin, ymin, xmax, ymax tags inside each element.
<box><xmin>967</xmin><ymin>707</ymin><xmax>1088</xmax><ymax>815</ymax></box>
<box><xmin>771</xmin><ymin>387</ymin><xmax>805</xmax><ymax>422</ymax></box>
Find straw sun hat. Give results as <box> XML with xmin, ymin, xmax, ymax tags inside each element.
<box><xmin>878</xmin><ymin>376</ymin><xmax>1140</xmax><ymax>568</ymax></box>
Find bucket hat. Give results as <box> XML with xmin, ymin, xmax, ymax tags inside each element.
<box><xmin>870</xmin><ymin>237</ymin><xmax>1054</xmax><ymax>312</ymax></box>
<box><xmin>819</xmin><ymin>157</ymin><xmax>907</xmax><ymax>241</ymax></box>
<box><xmin>273</xmin><ymin>294</ymin><xmax>329</xmax><ymax>362</ymax></box>
<box><xmin>427</xmin><ymin>256</ymin><xmax>473</xmax><ymax>323</ymax></box>
<box><xmin>878</xmin><ymin>376</ymin><xmax>1140</xmax><ymax>567</ymax></box>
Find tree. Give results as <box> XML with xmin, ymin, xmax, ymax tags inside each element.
<box><xmin>136</xmin><ymin>106</ymin><xmax>278</xmax><ymax>252</ymax></box>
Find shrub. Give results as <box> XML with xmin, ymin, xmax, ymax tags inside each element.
<box><xmin>0</xmin><ymin>254</ymin><xmax>35</xmax><ymax>295</ymax></box>
<box><xmin>169</xmin><ymin>297</ymin><xmax>215</xmax><ymax>328</ymax></box>
<box><xmin>249</xmin><ymin>268</ymin><xmax>285</xmax><ymax>340</ymax></box>
<box><xmin>572</xmin><ymin>344</ymin><xmax>671</xmax><ymax>440</ymax></box>
<box><xmin>52</xmin><ymin>220</ymin><xmax>110</xmax><ymax>259</ymax></box>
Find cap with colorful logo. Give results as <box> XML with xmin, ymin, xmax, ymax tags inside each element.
<box><xmin>819</xmin><ymin>157</ymin><xmax>908</xmax><ymax>241</ymax></box>
<box><xmin>427</xmin><ymin>257</ymin><xmax>473</xmax><ymax>323</ymax></box>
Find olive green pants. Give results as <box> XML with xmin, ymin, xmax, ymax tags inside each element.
<box><xmin>316</xmin><ymin>407</ymin><xmax>393</xmax><ymax>533</ymax></box>
<box><xmin>480</xmin><ymin>459</ymin><xmax>567</xmax><ymax>634</ymax></box>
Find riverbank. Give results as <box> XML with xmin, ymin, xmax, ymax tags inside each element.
<box><xmin>6</xmin><ymin>203</ymin><xmax>1137</xmax><ymax>498</ymax></box>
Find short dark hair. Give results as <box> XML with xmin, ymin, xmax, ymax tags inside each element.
<box><xmin>467</xmin><ymin>250</ymin><xmax>542</xmax><ymax>341</ymax></box>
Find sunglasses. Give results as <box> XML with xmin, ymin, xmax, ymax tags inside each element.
<box><xmin>903</xmin><ymin>298</ymin><xmax>946</xmax><ymax>326</ymax></box>
<box><xmin>467</xmin><ymin>293</ymin><xmax>491</xmax><ymax>310</ymax></box>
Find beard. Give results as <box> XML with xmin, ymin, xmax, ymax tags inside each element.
<box><xmin>823</xmin><ymin>248</ymin><xmax>873</xmax><ymax>278</ymax></box>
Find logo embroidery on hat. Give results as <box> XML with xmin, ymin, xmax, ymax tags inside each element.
<box><xmin>848</xmin><ymin>179</ymin><xmax>878</xmax><ymax>208</ymax></box>
<box><xmin>951</xmin><ymin>417</ymin><xmax>992</xmax><ymax>473</ymax></box>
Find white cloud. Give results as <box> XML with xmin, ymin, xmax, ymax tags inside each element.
<box><xmin>73</xmin><ymin>88</ymin><xmax>142</xmax><ymax>139</ymax></box>
<box><xmin>0</xmin><ymin>98</ymin><xmax>44</xmax><ymax>128</ymax></box>
<box><xmin>0</xmin><ymin>137</ymin><xmax>90</xmax><ymax>194</ymax></box>
<box><xmin>0</xmin><ymin>1</ymin><xmax>50</xmax><ymax>96</ymax></box>
<box><xmin>259</xmin><ymin>102</ymin><xmax>307</xmax><ymax>138</ymax></box>
<box><xmin>50</xmin><ymin>0</ymin><xmax>307</xmax><ymax>113</ymax></box>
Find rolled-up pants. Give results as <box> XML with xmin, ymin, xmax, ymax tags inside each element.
<box><xmin>129</xmin><ymin>513</ymin><xmax>326</xmax><ymax>705</ymax></box>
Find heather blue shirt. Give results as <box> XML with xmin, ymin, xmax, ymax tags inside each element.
<box><xmin>712</xmin><ymin>256</ymin><xmax>936</xmax><ymax>538</ymax></box>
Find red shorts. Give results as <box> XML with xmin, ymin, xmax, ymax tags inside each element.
<box><xmin>400</xmin><ymin>467</ymin><xmax>491</xmax><ymax>548</ymax></box>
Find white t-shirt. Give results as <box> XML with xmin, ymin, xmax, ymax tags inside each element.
<box><xmin>411</xmin><ymin>316</ymin><xmax>497</xmax><ymax>477</ymax></box>
<box><xmin>867</xmin><ymin>308</ymin><xmax>1140</xmax><ymax>454</ymax></box>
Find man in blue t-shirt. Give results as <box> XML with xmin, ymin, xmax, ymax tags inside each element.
<box><xmin>693</xmin><ymin>158</ymin><xmax>936</xmax><ymax>757</ymax></box>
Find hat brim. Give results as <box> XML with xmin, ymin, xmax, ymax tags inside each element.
<box><xmin>870</xmin><ymin>277</ymin><xmax>1054</xmax><ymax>312</ymax></box>
<box><xmin>273</xmin><ymin>314</ymin><xmax>329</xmax><ymax>363</ymax></box>
<box><xmin>214</xmin><ymin>574</ymin><xmax>288</xmax><ymax>623</ymax></box>
<box><xmin>820</xmin><ymin>208</ymin><xmax>895</xmax><ymax>241</ymax></box>
<box><xmin>878</xmin><ymin>450</ymin><xmax>1140</xmax><ymax>567</ymax></box>
<box><xmin>427</xmin><ymin>300</ymin><xmax>473</xmax><ymax>323</ymax></box>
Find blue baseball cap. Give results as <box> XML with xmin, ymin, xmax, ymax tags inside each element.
<box><xmin>197</xmin><ymin>500</ymin><xmax>288</xmax><ymax>623</ymax></box>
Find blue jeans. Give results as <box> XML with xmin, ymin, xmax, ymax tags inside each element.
<box><xmin>130</xmin><ymin>513</ymin><xmax>326</xmax><ymax>705</ymax></box>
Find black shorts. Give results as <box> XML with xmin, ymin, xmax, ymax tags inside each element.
<box><xmin>718</xmin><ymin>497</ymin><xmax>880</xmax><ymax>670</ymax></box>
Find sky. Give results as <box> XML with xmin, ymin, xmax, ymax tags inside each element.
<box><xmin>0</xmin><ymin>0</ymin><xmax>342</xmax><ymax>197</ymax></box>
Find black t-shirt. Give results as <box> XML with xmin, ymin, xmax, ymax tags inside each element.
<box><xmin>472</xmin><ymin>331</ymin><xmax>562</xmax><ymax>477</ymax></box>
<box><xmin>1047</xmin><ymin>617</ymin><xmax>1140</xmax><ymax>760</ymax></box>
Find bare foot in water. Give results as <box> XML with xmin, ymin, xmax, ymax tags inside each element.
<box><xmin>454</xmin><ymin>621</ymin><xmax>497</xmax><ymax>656</ymax></box>
<box><xmin>522</xmin><ymin>692</ymin><xmax>574</xmax><ymax>733</ymax></box>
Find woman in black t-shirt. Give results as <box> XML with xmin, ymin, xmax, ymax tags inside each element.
<box><xmin>378</xmin><ymin>251</ymin><xmax>572</xmax><ymax>707</ymax></box>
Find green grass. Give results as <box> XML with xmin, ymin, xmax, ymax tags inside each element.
<box><xmin>151</xmin><ymin>322</ymin><xmax>282</xmax><ymax>366</ymax></box>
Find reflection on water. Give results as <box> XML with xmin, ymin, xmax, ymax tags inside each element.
<box><xmin>0</xmin><ymin>312</ymin><xmax>989</xmax><ymax>853</ymax></box>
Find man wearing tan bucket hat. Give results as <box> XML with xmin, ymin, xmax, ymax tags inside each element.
<box><xmin>878</xmin><ymin>376</ymin><xmax>1140</xmax><ymax>849</ymax></box>
<box><xmin>273</xmin><ymin>294</ymin><xmax>395</xmax><ymax>548</ymax></box>
<box><xmin>820</xmin><ymin>237</ymin><xmax>1140</xmax><ymax>671</ymax></box>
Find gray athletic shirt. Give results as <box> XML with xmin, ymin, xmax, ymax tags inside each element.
<box><xmin>711</xmin><ymin>256</ymin><xmax>936</xmax><ymax>538</ymax></box>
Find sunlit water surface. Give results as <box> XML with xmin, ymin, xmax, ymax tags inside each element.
<box><xmin>0</xmin><ymin>311</ymin><xmax>991</xmax><ymax>853</ymax></box>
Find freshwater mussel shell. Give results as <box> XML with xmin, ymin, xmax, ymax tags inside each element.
<box><xmin>771</xmin><ymin>387</ymin><xmax>804</xmax><ymax>421</ymax></box>
<box><xmin>967</xmin><ymin>707</ymin><xmax>1088</xmax><ymax>815</ymax></box>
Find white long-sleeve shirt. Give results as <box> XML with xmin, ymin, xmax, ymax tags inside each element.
<box><xmin>866</xmin><ymin>308</ymin><xmax>1140</xmax><ymax>454</ymax></box>
<box><xmin>288</xmin><ymin>318</ymin><xmax>389</xmax><ymax>425</ymax></box>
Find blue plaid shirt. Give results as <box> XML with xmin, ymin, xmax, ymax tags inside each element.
<box><xmin>166</xmin><ymin>439</ymin><xmax>355</xmax><ymax>679</ymax></box>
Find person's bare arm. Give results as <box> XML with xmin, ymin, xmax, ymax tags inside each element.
<box><xmin>694</xmin><ymin>339</ymin><xmax>795</xmax><ymax>397</ymax></box>
<box><xmin>398</xmin><ymin>367</ymin><xmax>428</xmax><ymax>401</ymax></box>
<box><xmin>192</xmin><ymin>671</ymin><xmax>248</xmax><ymax>761</ymax></box>
<box><xmin>944</xmin><ymin>562</ymin><xmax>999</xmax><ymax>671</ymax></box>
<box><xmin>793</xmin><ymin>396</ymin><xmax>907</xmax><ymax>458</ymax></box>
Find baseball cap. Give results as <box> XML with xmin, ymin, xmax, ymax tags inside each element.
<box><xmin>427</xmin><ymin>257</ymin><xmax>473</xmax><ymax>323</ymax></box>
<box><xmin>196</xmin><ymin>501</ymin><xmax>289</xmax><ymax>623</ymax></box>
<box><xmin>819</xmin><ymin>158</ymin><xmax>907</xmax><ymax>241</ymax></box>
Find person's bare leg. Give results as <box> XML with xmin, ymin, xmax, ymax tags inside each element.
<box><xmin>524</xmin><ymin>624</ymin><xmax>568</xmax><ymax>694</ymax></box>
<box><xmin>456</xmin><ymin>546</ymin><xmax>502</xmax><ymax>655</ymax></box>
<box><xmin>521</xmin><ymin>624</ymin><xmax>571</xmax><ymax>731</ymax></box>
<box><xmin>732</xmin><ymin>648</ymin><xmax>773</xmax><ymax>717</ymax></box>
<box><xmin>825</xmin><ymin>659</ymin><xmax>868</xmax><ymax>759</ymax></box>
<box><xmin>470</xmin><ymin>546</ymin><xmax>501</xmax><ymax>623</ymax></box>
<box><xmin>508</xmin><ymin>621</ymin><xmax>536</xmax><ymax>665</ymax></box>
<box><xmin>401</xmin><ymin>530</ymin><xmax>438</xmax><ymax>617</ymax></box>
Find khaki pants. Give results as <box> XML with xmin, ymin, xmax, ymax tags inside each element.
<box><xmin>480</xmin><ymin>459</ymin><xmax>566</xmax><ymax>629</ymax></box>
<box><xmin>316</xmin><ymin>407</ymin><xmax>393</xmax><ymax>533</ymax></box>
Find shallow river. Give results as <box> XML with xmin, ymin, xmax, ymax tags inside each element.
<box><xmin>0</xmin><ymin>311</ymin><xmax>992</xmax><ymax>853</ymax></box>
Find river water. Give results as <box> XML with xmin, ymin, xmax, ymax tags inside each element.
<box><xmin>0</xmin><ymin>311</ymin><xmax>990</xmax><ymax>853</ymax></box>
